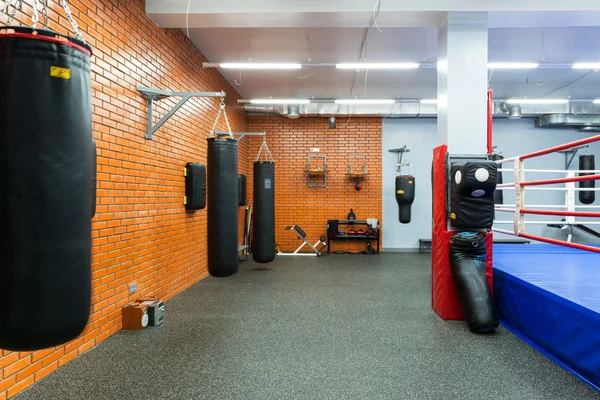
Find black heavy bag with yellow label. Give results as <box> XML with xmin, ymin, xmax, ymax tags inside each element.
<box><xmin>0</xmin><ymin>27</ymin><xmax>93</xmax><ymax>350</ymax></box>
<box><xmin>396</xmin><ymin>176</ymin><xmax>415</xmax><ymax>223</ymax></box>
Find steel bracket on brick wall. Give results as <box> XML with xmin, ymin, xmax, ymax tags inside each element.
<box><xmin>214</xmin><ymin>130</ymin><xmax>266</xmax><ymax>142</ymax></box>
<box><xmin>137</xmin><ymin>86</ymin><xmax>226</xmax><ymax>140</ymax></box>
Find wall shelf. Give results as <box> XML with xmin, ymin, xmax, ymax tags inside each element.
<box><xmin>307</xmin><ymin>155</ymin><xmax>327</xmax><ymax>188</ymax></box>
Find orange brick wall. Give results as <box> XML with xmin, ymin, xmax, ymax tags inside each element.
<box><xmin>0</xmin><ymin>1</ymin><xmax>248</xmax><ymax>398</ymax></box>
<box><xmin>247</xmin><ymin>116</ymin><xmax>382</xmax><ymax>253</ymax></box>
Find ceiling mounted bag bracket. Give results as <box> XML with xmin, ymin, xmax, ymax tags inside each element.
<box><xmin>137</xmin><ymin>86</ymin><xmax>226</xmax><ymax>140</ymax></box>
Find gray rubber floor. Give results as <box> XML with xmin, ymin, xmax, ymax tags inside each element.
<box><xmin>15</xmin><ymin>254</ymin><xmax>600</xmax><ymax>400</ymax></box>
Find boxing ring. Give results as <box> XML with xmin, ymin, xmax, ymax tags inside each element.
<box><xmin>491</xmin><ymin>134</ymin><xmax>600</xmax><ymax>390</ymax></box>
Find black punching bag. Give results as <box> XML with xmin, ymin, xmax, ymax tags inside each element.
<box><xmin>579</xmin><ymin>155</ymin><xmax>595</xmax><ymax>205</ymax></box>
<box><xmin>395</xmin><ymin>176</ymin><xmax>415</xmax><ymax>223</ymax></box>
<box><xmin>449</xmin><ymin>232</ymin><xmax>498</xmax><ymax>333</ymax></box>
<box><xmin>0</xmin><ymin>27</ymin><xmax>93</xmax><ymax>350</ymax></box>
<box><xmin>207</xmin><ymin>138</ymin><xmax>239</xmax><ymax>277</ymax></box>
<box><xmin>253</xmin><ymin>161</ymin><xmax>275</xmax><ymax>263</ymax></box>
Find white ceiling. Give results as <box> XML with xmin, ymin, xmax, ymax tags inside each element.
<box><xmin>189</xmin><ymin>26</ymin><xmax>600</xmax><ymax>100</ymax></box>
<box><xmin>145</xmin><ymin>2</ymin><xmax>600</xmax><ymax>100</ymax></box>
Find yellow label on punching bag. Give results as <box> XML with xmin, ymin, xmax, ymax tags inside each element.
<box><xmin>397</xmin><ymin>189</ymin><xmax>404</xmax><ymax>195</ymax></box>
<box><xmin>50</xmin><ymin>66</ymin><xmax>71</xmax><ymax>80</ymax></box>
<box><xmin>450</xmin><ymin>213</ymin><xmax>456</xmax><ymax>220</ymax></box>
<box><xmin>408</xmin><ymin>181</ymin><xmax>413</xmax><ymax>184</ymax></box>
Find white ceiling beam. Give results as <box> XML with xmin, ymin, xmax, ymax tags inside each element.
<box><xmin>146</xmin><ymin>0</ymin><xmax>600</xmax><ymax>28</ymax></box>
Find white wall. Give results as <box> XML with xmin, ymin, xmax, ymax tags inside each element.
<box><xmin>382</xmin><ymin>118</ymin><xmax>600</xmax><ymax>251</ymax></box>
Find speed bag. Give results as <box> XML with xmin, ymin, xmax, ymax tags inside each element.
<box><xmin>579</xmin><ymin>155</ymin><xmax>595</xmax><ymax>205</ymax></box>
<box><xmin>449</xmin><ymin>232</ymin><xmax>498</xmax><ymax>333</ymax></box>
<box><xmin>253</xmin><ymin>161</ymin><xmax>276</xmax><ymax>263</ymax></box>
<box><xmin>0</xmin><ymin>27</ymin><xmax>93</xmax><ymax>351</ymax></box>
<box><xmin>207</xmin><ymin>138</ymin><xmax>239</xmax><ymax>277</ymax></box>
<box><xmin>395</xmin><ymin>176</ymin><xmax>415</xmax><ymax>224</ymax></box>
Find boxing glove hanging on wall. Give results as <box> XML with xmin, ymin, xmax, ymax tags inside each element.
<box><xmin>579</xmin><ymin>155</ymin><xmax>595</xmax><ymax>205</ymax></box>
<box><xmin>395</xmin><ymin>176</ymin><xmax>415</xmax><ymax>223</ymax></box>
<box><xmin>0</xmin><ymin>27</ymin><xmax>93</xmax><ymax>350</ymax></box>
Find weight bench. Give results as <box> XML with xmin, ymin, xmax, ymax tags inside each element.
<box><xmin>419</xmin><ymin>239</ymin><xmax>432</xmax><ymax>254</ymax></box>
<box><xmin>278</xmin><ymin>225</ymin><xmax>327</xmax><ymax>257</ymax></box>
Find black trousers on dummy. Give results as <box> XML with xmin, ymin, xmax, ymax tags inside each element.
<box><xmin>449</xmin><ymin>232</ymin><xmax>498</xmax><ymax>333</ymax></box>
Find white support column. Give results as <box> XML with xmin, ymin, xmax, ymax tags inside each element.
<box><xmin>437</xmin><ymin>12</ymin><xmax>488</xmax><ymax>154</ymax></box>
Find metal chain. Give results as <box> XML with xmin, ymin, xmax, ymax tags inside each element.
<box><xmin>3</xmin><ymin>0</ymin><xmax>22</xmax><ymax>25</ymax></box>
<box><xmin>41</xmin><ymin>0</ymin><xmax>48</xmax><ymax>28</ymax></box>
<box><xmin>32</xmin><ymin>0</ymin><xmax>40</xmax><ymax>28</ymax></box>
<box><xmin>60</xmin><ymin>0</ymin><xmax>83</xmax><ymax>41</ymax></box>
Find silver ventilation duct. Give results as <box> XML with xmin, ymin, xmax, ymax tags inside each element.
<box><xmin>535</xmin><ymin>114</ymin><xmax>600</xmax><ymax>129</ymax></box>
<box><xmin>244</xmin><ymin>102</ymin><xmax>600</xmax><ymax>133</ymax></box>
<box><xmin>287</xmin><ymin>105</ymin><xmax>300</xmax><ymax>119</ymax></box>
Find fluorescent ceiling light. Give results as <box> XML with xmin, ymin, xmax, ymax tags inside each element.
<box><xmin>506</xmin><ymin>99</ymin><xmax>569</xmax><ymax>104</ymax></box>
<box><xmin>487</xmin><ymin>62</ymin><xmax>539</xmax><ymax>69</ymax></box>
<box><xmin>593</xmin><ymin>99</ymin><xmax>600</xmax><ymax>104</ymax></box>
<box><xmin>335</xmin><ymin>99</ymin><xmax>396</xmax><ymax>105</ymax></box>
<box><xmin>572</xmin><ymin>63</ymin><xmax>600</xmax><ymax>69</ymax></box>
<box><xmin>250</xmin><ymin>99</ymin><xmax>310</xmax><ymax>104</ymax></box>
<box><xmin>336</xmin><ymin>63</ymin><xmax>420</xmax><ymax>69</ymax></box>
<box><xmin>420</xmin><ymin>99</ymin><xmax>438</xmax><ymax>104</ymax></box>
<box><xmin>220</xmin><ymin>63</ymin><xmax>302</xmax><ymax>69</ymax></box>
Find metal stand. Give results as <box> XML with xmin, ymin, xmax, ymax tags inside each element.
<box><xmin>558</xmin><ymin>145</ymin><xmax>589</xmax><ymax>169</ymax></box>
<box><xmin>389</xmin><ymin>146</ymin><xmax>412</xmax><ymax>175</ymax></box>
<box><xmin>137</xmin><ymin>86</ymin><xmax>226</xmax><ymax>140</ymax></box>
<box><xmin>214</xmin><ymin>130</ymin><xmax>266</xmax><ymax>142</ymax></box>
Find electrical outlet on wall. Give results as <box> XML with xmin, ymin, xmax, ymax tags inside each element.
<box><xmin>129</xmin><ymin>283</ymin><xmax>137</xmax><ymax>295</ymax></box>
<box><xmin>310</xmin><ymin>148</ymin><xmax>320</xmax><ymax>152</ymax></box>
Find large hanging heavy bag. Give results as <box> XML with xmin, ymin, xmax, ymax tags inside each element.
<box><xmin>395</xmin><ymin>176</ymin><xmax>415</xmax><ymax>223</ymax></box>
<box><xmin>207</xmin><ymin>137</ymin><xmax>239</xmax><ymax>277</ymax></box>
<box><xmin>449</xmin><ymin>232</ymin><xmax>498</xmax><ymax>333</ymax></box>
<box><xmin>579</xmin><ymin>155</ymin><xmax>595</xmax><ymax>205</ymax></box>
<box><xmin>0</xmin><ymin>26</ymin><xmax>93</xmax><ymax>350</ymax></box>
<box><xmin>253</xmin><ymin>140</ymin><xmax>276</xmax><ymax>263</ymax></box>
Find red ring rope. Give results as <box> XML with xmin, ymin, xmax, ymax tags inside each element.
<box><xmin>520</xmin><ymin>209</ymin><xmax>600</xmax><ymax>218</ymax></box>
<box><xmin>520</xmin><ymin>174</ymin><xmax>600</xmax><ymax>187</ymax></box>
<box><xmin>519</xmin><ymin>134</ymin><xmax>600</xmax><ymax>161</ymax></box>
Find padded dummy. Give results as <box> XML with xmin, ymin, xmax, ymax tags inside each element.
<box><xmin>489</xmin><ymin>154</ymin><xmax>504</xmax><ymax>205</ymax></box>
<box><xmin>449</xmin><ymin>232</ymin><xmax>498</xmax><ymax>333</ymax></box>
<box><xmin>0</xmin><ymin>27</ymin><xmax>93</xmax><ymax>350</ymax></box>
<box><xmin>450</xmin><ymin>161</ymin><xmax>497</xmax><ymax>229</ymax></box>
